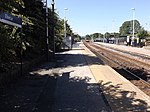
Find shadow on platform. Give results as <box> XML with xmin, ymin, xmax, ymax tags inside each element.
<box><xmin>0</xmin><ymin>66</ymin><xmax>149</xmax><ymax>112</ymax></box>
<box><xmin>98</xmin><ymin>80</ymin><xmax>150</xmax><ymax>111</ymax></box>
<box><xmin>36</xmin><ymin>71</ymin><xmax>111</xmax><ymax>112</ymax></box>
<box><xmin>35</xmin><ymin>70</ymin><xmax>150</xmax><ymax>112</ymax></box>
<box><xmin>0</xmin><ymin>50</ymin><xmax>149</xmax><ymax>112</ymax></box>
<box><xmin>55</xmin><ymin>53</ymin><xmax>105</xmax><ymax>68</ymax></box>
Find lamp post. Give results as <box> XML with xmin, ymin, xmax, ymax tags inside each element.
<box><xmin>112</xmin><ymin>20</ymin><xmax>115</xmax><ymax>37</ymax></box>
<box><xmin>131</xmin><ymin>8</ymin><xmax>135</xmax><ymax>46</ymax></box>
<box><xmin>103</xmin><ymin>26</ymin><xmax>106</xmax><ymax>43</ymax></box>
<box><xmin>51</xmin><ymin>0</ymin><xmax>55</xmax><ymax>57</ymax></box>
<box><xmin>64</xmin><ymin>8</ymin><xmax>68</xmax><ymax>40</ymax></box>
<box><xmin>43</xmin><ymin>0</ymin><xmax>49</xmax><ymax>61</ymax></box>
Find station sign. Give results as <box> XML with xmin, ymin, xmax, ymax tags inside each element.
<box><xmin>0</xmin><ymin>12</ymin><xmax>22</xmax><ymax>28</ymax></box>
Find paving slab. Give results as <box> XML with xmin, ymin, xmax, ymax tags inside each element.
<box><xmin>51</xmin><ymin>43</ymin><xmax>111</xmax><ymax>112</ymax></box>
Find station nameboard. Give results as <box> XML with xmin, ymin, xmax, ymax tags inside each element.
<box><xmin>0</xmin><ymin>12</ymin><xmax>22</xmax><ymax>28</ymax></box>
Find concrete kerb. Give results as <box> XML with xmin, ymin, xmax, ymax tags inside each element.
<box><xmin>81</xmin><ymin>45</ymin><xmax>112</xmax><ymax>111</ymax></box>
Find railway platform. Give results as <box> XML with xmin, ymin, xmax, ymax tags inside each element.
<box><xmin>52</xmin><ymin>42</ymin><xmax>150</xmax><ymax>111</ymax></box>
<box><xmin>95</xmin><ymin>42</ymin><xmax>150</xmax><ymax>57</ymax></box>
<box><xmin>0</xmin><ymin>42</ymin><xmax>150</xmax><ymax>112</ymax></box>
<box><xmin>51</xmin><ymin>42</ymin><xmax>111</xmax><ymax>112</ymax></box>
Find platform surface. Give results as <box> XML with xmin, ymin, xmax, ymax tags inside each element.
<box><xmin>95</xmin><ymin>42</ymin><xmax>150</xmax><ymax>57</ymax></box>
<box><xmin>51</xmin><ymin>42</ymin><xmax>111</xmax><ymax>112</ymax></box>
<box><xmin>1</xmin><ymin>42</ymin><xmax>150</xmax><ymax>112</ymax></box>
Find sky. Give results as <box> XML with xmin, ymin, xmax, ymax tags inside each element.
<box><xmin>48</xmin><ymin>0</ymin><xmax>150</xmax><ymax>36</ymax></box>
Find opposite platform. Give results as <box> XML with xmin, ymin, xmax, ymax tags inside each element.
<box><xmin>95</xmin><ymin>42</ymin><xmax>150</xmax><ymax>57</ymax></box>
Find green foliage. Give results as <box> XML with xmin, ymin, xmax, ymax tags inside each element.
<box><xmin>0</xmin><ymin>0</ymin><xmax>23</xmax><ymax>62</ymax></box>
<box><xmin>119</xmin><ymin>20</ymin><xmax>141</xmax><ymax>36</ymax></box>
<box><xmin>53</xmin><ymin>17</ymin><xmax>64</xmax><ymax>51</ymax></box>
<box><xmin>104</xmin><ymin>32</ymin><xmax>111</xmax><ymax>38</ymax></box>
<box><xmin>114</xmin><ymin>33</ymin><xmax>120</xmax><ymax>38</ymax></box>
<box><xmin>91</xmin><ymin>33</ymin><xmax>100</xmax><ymax>39</ymax></box>
<box><xmin>73</xmin><ymin>34</ymin><xmax>81</xmax><ymax>42</ymax></box>
<box><xmin>99</xmin><ymin>33</ymin><xmax>104</xmax><ymax>38</ymax></box>
<box><xmin>66</xmin><ymin>22</ymin><xmax>72</xmax><ymax>36</ymax></box>
<box><xmin>0</xmin><ymin>24</ymin><xmax>15</xmax><ymax>62</ymax></box>
<box><xmin>85</xmin><ymin>33</ymin><xmax>104</xmax><ymax>40</ymax></box>
<box><xmin>85</xmin><ymin>35</ymin><xmax>91</xmax><ymax>40</ymax></box>
<box><xmin>119</xmin><ymin>21</ymin><xmax>132</xmax><ymax>36</ymax></box>
<box><xmin>0</xmin><ymin>0</ymin><xmax>73</xmax><ymax>72</ymax></box>
<box><xmin>137</xmin><ymin>27</ymin><xmax>148</xmax><ymax>39</ymax></box>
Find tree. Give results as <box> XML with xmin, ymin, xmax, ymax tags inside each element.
<box><xmin>85</xmin><ymin>35</ymin><xmax>91</xmax><ymax>40</ymax></box>
<box><xmin>105</xmin><ymin>32</ymin><xmax>111</xmax><ymax>39</ymax></box>
<box><xmin>99</xmin><ymin>33</ymin><xmax>104</xmax><ymax>38</ymax></box>
<box><xmin>66</xmin><ymin>22</ymin><xmax>73</xmax><ymax>36</ymax></box>
<box><xmin>0</xmin><ymin>0</ymin><xmax>25</xmax><ymax>61</ymax></box>
<box><xmin>0</xmin><ymin>0</ymin><xmax>74</xmax><ymax>72</ymax></box>
<box><xmin>91</xmin><ymin>33</ymin><xmax>99</xmax><ymax>39</ymax></box>
<box><xmin>53</xmin><ymin>15</ymin><xmax>64</xmax><ymax>51</ymax></box>
<box><xmin>72</xmin><ymin>33</ymin><xmax>81</xmax><ymax>42</ymax></box>
<box><xmin>87</xmin><ymin>33</ymin><xmax>104</xmax><ymax>40</ymax></box>
<box><xmin>119</xmin><ymin>20</ymin><xmax>141</xmax><ymax>36</ymax></box>
<box><xmin>114</xmin><ymin>33</ymin><xmax>120</xmax><ymax>38</ymax></box>
<box><xmin>137</xmin><ymin>27</ymin><xmax>148</xmax><ymax>39</ymax></box>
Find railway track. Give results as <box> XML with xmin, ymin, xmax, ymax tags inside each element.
<box><xmin>93</xmin><ymin>43</ymin><xmax>150</xmax><ymax>73</ymax></box>
<box><xmin>84</xmin><ymin>41</ymin><xmax>150</xmax><ymax>96</ymax></box>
